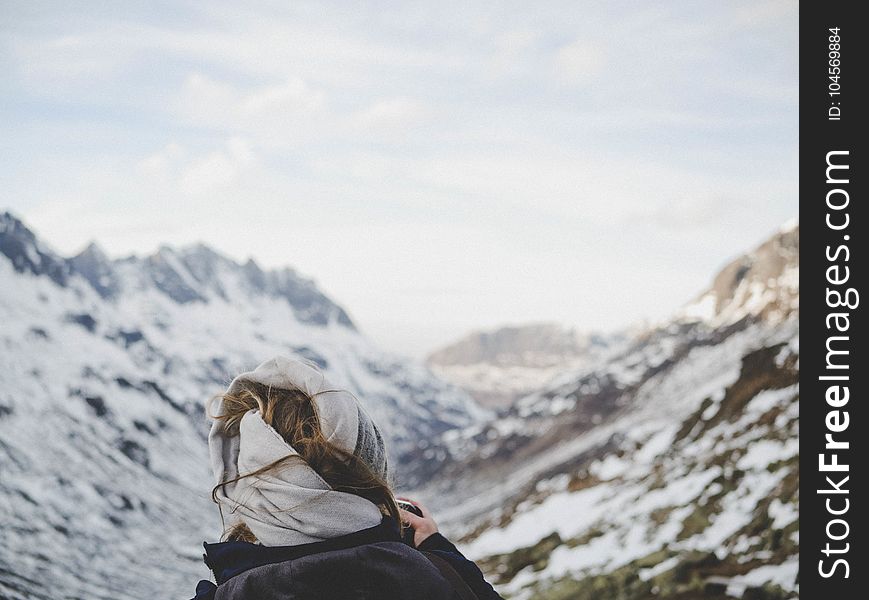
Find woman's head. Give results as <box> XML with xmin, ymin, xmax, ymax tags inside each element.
<box><xmin>207</xmin><ymin>356</ymin><xmax>398</xmax><ymax>545</ymax></box>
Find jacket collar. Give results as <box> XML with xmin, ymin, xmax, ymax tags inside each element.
<box><xmin>203</xmin><ymin>517</ymin><xmax>403</xmax><ymax>585</ymax></box>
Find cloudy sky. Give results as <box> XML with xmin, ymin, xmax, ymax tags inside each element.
<box><xmin>1</xmin><ymin>1</ymin><xmax>798</xmax><ymax>358</ymax></box>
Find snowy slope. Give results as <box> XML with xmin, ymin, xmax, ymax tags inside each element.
<box><xmin>421</xmin><ymin>224</ymin><xmax>799</xmax><ymax>599</ymax></box>
<box><xmin>0</xmin><ymin>212</ymin><xmax>486</xmax><ymax>600</ymax></box>
<box><xmin>0</xmin><ymin>213</ymin><xmax>799</xmax><ymax>599</ymax></box>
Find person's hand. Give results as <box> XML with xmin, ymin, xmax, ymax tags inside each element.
<box><xmin>397</xmin><ymin>498</ymin><xmax>438</xmax><ymax>547</ymax></box>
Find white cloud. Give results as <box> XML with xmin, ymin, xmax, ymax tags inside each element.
<box><xmin>241</xmin><ymin>79</ymin><xmax>326</xmax><ymax>116</ymax></box>
<box><xmin>553</xmin><ymin>39</ymin><xmax>605</xmax><ymax>84</ymax></box>
<box><xmin>137</xmin><ymin>143</ymin><xmax>186</xmax><ymax>181</ymax></box>
<box><xmin>178</xmin><ymin>138</ymin><xmax>256</xmax><ymax>195</ymax></box>
<box><xmin>134</xmin><ymin>138</ymin><xmax>258</xmax><ymax>196</ymax></box>
<box><xmin>486</xmin><ymin>29</ymin><xmax>541</xmax><ymax>79</ymax></box>
<box><xmin>173</xmin><ymin>73</ymin><xmax>326</xmax><ymax>131</ymax></box>
<box><xmin>174</xmin><ymin>73</ymin><xmax>239</xmax><ymax>124</ymax></box>
<box><xmin>353</xmin><ymin>97</ymin><xmax>431</xmax><ymax>130</ymax></box>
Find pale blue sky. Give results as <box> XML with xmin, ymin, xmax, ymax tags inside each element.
<box><xmin>1</xmin><ymin>1</ymin><xmax>798</xmax><ymax>357</ymax></box>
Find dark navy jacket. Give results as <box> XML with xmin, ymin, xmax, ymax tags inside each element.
<box><xmin>190</xmin><ymin>518</ymin><xmax>503</xmax><ymax>600</ymax></box>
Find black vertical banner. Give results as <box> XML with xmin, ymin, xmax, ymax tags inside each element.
<box><xmin>800</xmin><ymin>3</ymin><xmax>865</xmax><ymax>598</ymax></box>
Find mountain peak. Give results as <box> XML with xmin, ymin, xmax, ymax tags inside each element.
<box><xmin>0</xmin><ymin>211</ymin><xmax>356</xmax><ymax>330</ymax></box>
<box><xmin>77</xmin><ymin>241</ymin><xmax>109</xmax><ymax>260</ymax></box>
<box><xmin>70</xmin><ymin>241</ymin><xmax>119</xmax><ymax>299</ymax></box>
<box><xmin>426</xmin><ymin>322</ymin><xmax>618</xmax><ymax>407</ymax></box>
<box><xmin>428</xmin><ymin>322</ymin><xmax>600</xmax><ymax>368</ymax></box>
<box><xmin>679</xmin><ymin>222</ymin><xmax>798</xmax><ymax>325</ymax></box>
<box><xmin>0</xmin><ymin>211</ymin><xmax>70</xmax><ymax>286</ymax></box>
<box><xmin>779</xmin><ymin>217</ymin><xmax>798</xmax><ymax>234</ymax></box>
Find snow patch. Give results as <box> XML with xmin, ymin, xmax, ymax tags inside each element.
<box><xmin>768</xmin><ymin>498</ymin><xmax>798</xmax><ymax>529</ymax></box>
<box><xmin>725</xmin><ymin>558</ymin><xmax>799</xmax><ymax>595</ymax></box>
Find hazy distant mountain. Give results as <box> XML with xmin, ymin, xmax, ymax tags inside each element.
<box><xmin>0</xmin><ymin>211</ymin><xmax>487</xmax><ymax>600</ymax></box>
<box><xmin>426</xmin><ymin>323</ymin><xmax>622</xmax><ymax>408</ymax></box>
<box><xmin>416</xmin><ymin>223</ymin><xmax>799</xmax><ymax>599</ymax></box>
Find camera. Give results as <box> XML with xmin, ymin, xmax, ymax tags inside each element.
<box><xmin>396</xmin><ymin>499</ymin><xmax>423</xmax><ymax>517</ymax></box>
<box><xmin>396</xmin><ymin>499</ymin><xmax>423</xmax><ymax>545</ymax></box>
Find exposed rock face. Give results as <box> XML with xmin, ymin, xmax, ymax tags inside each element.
<box><xmin>679</xmin><ymin>221</ymin><xmax>798</xmax><ymax>325</ymax></box>
<box><xmin>0</xmin><ymin>211</ymin><xmax>71</xmax><ymax>286</ymax></box>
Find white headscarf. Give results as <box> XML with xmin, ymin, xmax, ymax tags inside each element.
<box><xmin>208</xmin><ymin>355</ymin><xmax>388</xmax><ymax>546</ymax></box>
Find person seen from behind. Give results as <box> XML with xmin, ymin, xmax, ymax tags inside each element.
<box><xmin>189</xmin><ymin>355</ymin><xmax>503</xmax><ymax>600</ymax></box>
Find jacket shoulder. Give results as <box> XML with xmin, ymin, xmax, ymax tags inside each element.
<box><xmin>214</xmin><ymin>541</ymin><xmax>459</xmax><ymax>600</ymax></box>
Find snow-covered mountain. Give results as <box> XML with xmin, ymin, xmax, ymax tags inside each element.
<box><xmin>0</xmin><ymin>212</ymin><xmax>800</xmax><ymax>599</ymax></box>
<box><xmin>421</xmin><ymin>223</ymin><xmax>799</xmax><ymax>599</ymax></box>
<box><xmin>426</xmin><ymin>323</ymin><xmax>623</xmax><ymax>408</ymax></box>
<box><xmin>0</xmin><ymin>211</ymin><xmax>486</xmax><ymax>600</ymax></box>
